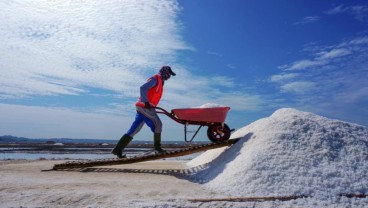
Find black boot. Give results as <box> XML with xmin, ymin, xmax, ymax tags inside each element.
<box><xmin>111</xmin><ymin>134</ymin><xmax>133</xmax><ymax>158</ymax></box>
<box><xmin>154</xmin><ymin>133</ymin><xmax>166</xmax><ymax>153</ymax></box>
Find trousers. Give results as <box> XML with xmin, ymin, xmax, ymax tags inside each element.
<box><xmin>126</xmin><ymin>106</ymin><xmax>162</xmax><ymax>137</ymax></box>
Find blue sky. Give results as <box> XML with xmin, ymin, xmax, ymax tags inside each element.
<box><xmin>0</xmin><ymin>0</ymin><xmax>367</xmax><ymax>141</ymax></box>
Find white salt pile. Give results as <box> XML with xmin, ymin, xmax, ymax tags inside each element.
<box><xmin>188</xmin><ymin>108</ymin><xmax>368</xmax><ymax>199</ymax></box>
<box><xmin>197</xmin><ymin>103</ymin><xmax>226</xmax><ymax>108</ymax></box>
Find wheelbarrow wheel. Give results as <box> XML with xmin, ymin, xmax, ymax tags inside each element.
<box><xmin>207</xmin><ymin>123</ymin><xmax>231</xmax><ymax>143</ymax></box>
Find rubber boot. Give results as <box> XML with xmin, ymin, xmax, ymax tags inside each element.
<box><xmin>111</xmin><ymin>134</ymin><xmax>133</xmax><ymax>158</ymax></box>
<box><xmin>154</xmin><ymin>133</ymin><xmax>166</xmax><ymax>153</ymax></box>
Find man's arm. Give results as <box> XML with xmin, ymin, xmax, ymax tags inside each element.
<box><xmin>140</xmin><ymin>76</ymin><xmax>157</xmax><ymax>103</ymax></box>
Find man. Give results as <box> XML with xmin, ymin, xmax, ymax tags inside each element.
<box><xmin>112</xmin><ymin>66</ymin><xmax>176</xmax><ymax>158</ymax></box>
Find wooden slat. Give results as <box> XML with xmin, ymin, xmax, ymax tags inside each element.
<box><xmin>189</xmin><ymin>195</ymin><xmax>308</xmax><ymax>202</ymax></box>
<box><xmin>52</xmin><ymin>138</ymin><xmax>240</xmax><ymax>170</ymax></box>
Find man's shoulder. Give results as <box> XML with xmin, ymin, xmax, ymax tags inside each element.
<box><xmin>148</xmin><ymin>74</ymin><xmax>162</xmax><ymax>82</ymax></box>
<box><xmin>152</xmin><ymin>74</ymin><xmax>161</xmax><ymax>79</ymax></box>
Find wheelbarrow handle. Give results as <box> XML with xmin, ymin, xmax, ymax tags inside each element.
<box><xmin>154</xmin><ymin>106</ymin><xmax>171</xmax><ymax>115</ymax></box>
<box><xmin>154</xmin><ymin>106</ymin><xmax>181</xmax><ymax>122</ymax></box>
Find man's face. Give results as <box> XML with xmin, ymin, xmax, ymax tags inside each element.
<box><xmin>163</xmin><ymin>74</ymin><xmax>171</xmax><ymax>81</ymax></box>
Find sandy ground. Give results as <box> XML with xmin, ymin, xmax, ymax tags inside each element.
<box><xmin>0</xmin><ymin>160</ymin><xmax>242</xmax><ymax>208</ymax></box>
<box><xmin>1</xmin><ymin>160</ymin><xmax>367</xmax><ymax>208</ymax></box>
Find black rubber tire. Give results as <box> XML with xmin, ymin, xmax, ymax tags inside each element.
<box><xmin>207</xmin><ymin>123</ymin><xmax>231</xmax><ymax>143</ymax></box>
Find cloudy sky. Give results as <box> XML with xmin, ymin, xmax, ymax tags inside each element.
<box><xmin>1</xmin><ymin>0</ymin><xmax>367</xmax><ymax>141</ymax></box>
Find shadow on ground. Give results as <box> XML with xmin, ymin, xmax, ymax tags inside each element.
<box><xmin>54</xmin><ymin>133</ymin><xmax>254</xmax><ymax>184</ymax></box>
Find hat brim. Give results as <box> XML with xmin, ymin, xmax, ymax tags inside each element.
<box><xmin>168</xmin><ymin>68</ymin><xmax>176</xmax><ymax>76</ymax></box>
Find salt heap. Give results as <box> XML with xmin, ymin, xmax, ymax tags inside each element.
<box><xmin>188</xmin><ymin>108</ymin><xmax>368</xmax><ymax>198</ymax></box>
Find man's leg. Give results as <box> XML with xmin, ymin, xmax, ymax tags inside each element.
<box><xmin>153</xmin><ymin>132</ymin><xmax>165</xmax><ymax>153</ymax></box>
<box><xmin>136</xmin><ymin>107</ymin><xmax>165</xmax><ymax>152</ymax></box>
<box><xmin>111</xmin><ymin>134</ymin><xmax>132</xmax><ymax>158</ymax></box>
<box><xmin>112</xmin><ymin>112</ymin><xmax>144</xmax><ymax>158</ymax></box>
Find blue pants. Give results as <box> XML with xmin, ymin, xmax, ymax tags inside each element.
<box><xmin>126</xmin><ymin>106</ymin><xmax>162</xmax><ymax>137</ymax></box>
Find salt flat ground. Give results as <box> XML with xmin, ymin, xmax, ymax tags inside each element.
<box><xmin>0</xmin><ymin>160</ymin><xmax>367</xmax><ymax>208</ymax></box>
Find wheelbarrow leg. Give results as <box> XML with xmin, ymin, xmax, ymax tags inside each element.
<box><xmin>184</xmin><ymin>124</ymin><xmax>203</xmax><ymax>142</ymax></box>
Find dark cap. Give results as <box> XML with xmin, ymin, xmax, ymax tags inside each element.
<box><xmin>160</xmin><ymin>66</ymin><xmax>176</xmax><ymax>76</ymax></box>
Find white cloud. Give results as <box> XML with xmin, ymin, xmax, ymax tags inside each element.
<box><xmin>0</xmin><ymin>0</ymin><xmax>271</xmax><ymax>139</ymax></box>
<box><xmin>293</xmin><ymin>16</ymin><xmax>320</xmax><ymax>25</ymax></box>
<box><xmin>316</xmin><ymin>48</ymin><xmax>351</xmax><ymax>60</ymax></box>
<box><xmin>326</xmin><ymin>4</ymin><xmax>368</xmax><ymax>22</ymax></box>
<box><xmin>211</xmin><ymin>76</ymin><xmax>235</xmax><ymax>88</ymax></box>
<box><xmin>207</xmin><ymin>50</ymin><xmax>223</xmax><ymax>57</ymax></box>
<box><xmin>281</xmin><ymin>59</ymin><xmax>326</xmax><ymax>71</ymax></box>
<box><xmin>280</xmin><ymin>81</ymin><xmax>316</xmax><ymax>94</ymax></box>
<box><xmin>226</xmin><ymin>64</ymin><xmax>236</xmax><ymax>69</ymax></box>
<box><xmin>339</xmin><ymin>36</ymin><xmax>368</xmax><ymax>47</ymax></box>
<box><xmin>271</xmin><ymin>35</ymin><xmax>368</xmax><ymax>118</ymax></box>
<box><xmin>326</xmin><ymin>5</ymin><xmax>345</xmax><ymax>15</ymax></box>
<box><xmin>0</xmin><ymin>0</ymin><xmax>190</xmax><ymax>98</ymax></box>
<box><xmin>269</xmin><ymin>73</ymin><xmax>298</xmax><ymax>83</ymax></box>
<box><xmin>280</xmin><ymin>44</ymin><xmax>354</xmax><ymax>71</ymax></box>
<box><xmin>336</xmin><ymin>86</ymin><xmax>368</xmax><ymax>104</ymax></box>
<box><xmin>0</xmin><ymin>0</ymin><xmax>251</xmax><ymax>107</ymax></box>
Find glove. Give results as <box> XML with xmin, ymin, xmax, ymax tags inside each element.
<box><xmin>144</xmin><ymin>102</ymin><xmax>151</xmax><ymax>109</ymax></box>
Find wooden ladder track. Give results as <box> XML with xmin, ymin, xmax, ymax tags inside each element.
<box><xmin>52</xmin><ymin>138</ymin><xmax>241</xmax><ymax>170</ymax></box>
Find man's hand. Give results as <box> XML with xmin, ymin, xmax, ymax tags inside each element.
<box><xmin>144</xmin><ymin>102</ymin><xmax>151</xmax><ymax>109</ymax></box>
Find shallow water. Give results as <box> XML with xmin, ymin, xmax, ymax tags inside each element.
<box><xmin>0</xmin><ymin>149</ymin><xmax>200</xmax><ymax>161</ymax></box>
<box><xmin>0</xmin><ymin>152</ymin><xmax>114</xmax><ymax>160</ymax></box>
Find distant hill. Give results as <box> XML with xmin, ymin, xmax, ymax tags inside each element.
<box><xmin>0</xmin><ymin>135</ymin><xmax>205</xmax><ymax>145</ymax></box>
<box><xmin>0</xmin><ymin>135</ymin><xmax>116</xmax><ymax>144</ymax></box>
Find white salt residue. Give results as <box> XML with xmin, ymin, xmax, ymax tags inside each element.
<box><xmin>188</xmin><ymin>108</ymin><xmax>368</xmax><ymax>199</ymax></box>
<box><xmin>186</xmin><ymin>147</ymin><xmax>227</xmax><ymax>168</ymax></box>
<box><xmin>197</xmin><ymin>103</ymin><xmax>226</xmax><ymax>108</ymax></box>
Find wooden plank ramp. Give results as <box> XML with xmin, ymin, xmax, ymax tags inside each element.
<box><xmin>51</xmin><ymin>138</ymin><xmax>241</xmax><ymax>170</ymax></box>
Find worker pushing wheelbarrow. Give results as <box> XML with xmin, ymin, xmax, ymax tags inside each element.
<box><xmin>112</xmin><ymin>66</ymin><xmax>233</xmax><ymax>159</ymax></box>
<box><xmin>155</xmin><ymin>106</ymin><xmax>232</xmax><ymax>142</ymax></box>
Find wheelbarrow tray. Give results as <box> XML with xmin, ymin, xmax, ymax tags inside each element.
<box><xmin>171</xmin><ymin>107</ymin><xmax>230</xmax><ymax>123</ymax></box>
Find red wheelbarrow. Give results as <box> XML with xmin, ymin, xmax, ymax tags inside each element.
<box><xmin>155</xmin><ymin>106</ymin><xmax>233</xmax><ymax>142</ymax></box>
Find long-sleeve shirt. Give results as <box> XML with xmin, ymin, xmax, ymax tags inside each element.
<box><xmin>139</xmin><ymin>76</ymin><xmax>158</xmax><ymax>103</ymax></box>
